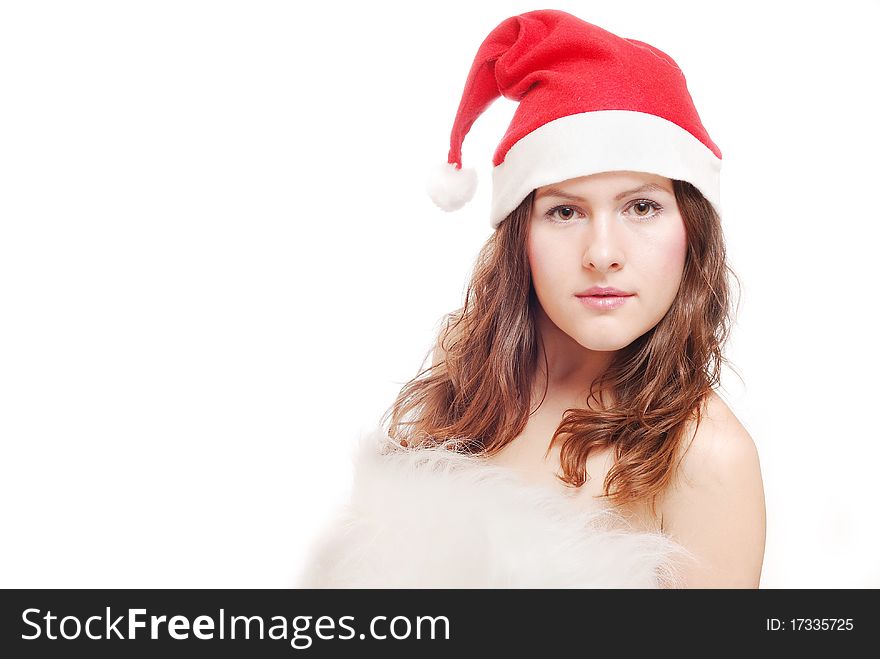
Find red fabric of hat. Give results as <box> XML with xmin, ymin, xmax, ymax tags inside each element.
<box><xmin>426</xmin><ymin>9</ymin><xmax>722</xmax><ymax>228</ymax></box>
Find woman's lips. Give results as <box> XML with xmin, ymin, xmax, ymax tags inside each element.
<box><xmin>576</xmin><ymin>294</ymin><xmax>633</xmax><ymax>310</ymax></box>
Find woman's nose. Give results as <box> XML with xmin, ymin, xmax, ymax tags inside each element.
<box><xmin>581</xmin><ymin>214</ymin><xmax>625</xmax><ymax>272</ymax></box>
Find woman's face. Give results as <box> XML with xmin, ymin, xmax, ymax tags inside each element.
<box><xmin>527</xmin><ymin>170</ymin><xmax>687</xmax><ymax>354</ymax></box>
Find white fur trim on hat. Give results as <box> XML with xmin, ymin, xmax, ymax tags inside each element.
<box><xmin>490</xmin><ymin>110</ymin><xmax>722</xmax><ymax>228</ymax></box>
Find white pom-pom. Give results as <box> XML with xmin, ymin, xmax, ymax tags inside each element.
<box><xmin>426</xmin><ymin>161</ymin><xmax>477</xmax><ymax>211</ymax></box>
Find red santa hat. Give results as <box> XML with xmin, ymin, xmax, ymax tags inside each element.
<box><xmin>426</xmin><ymin>9</ymin><xmax>722</xmax><ymax>229</ymax></box>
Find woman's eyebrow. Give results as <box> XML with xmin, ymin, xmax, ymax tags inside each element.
<box><xmin>535</xmin><ymin>183</ymin><xmax>673</xmax><ymax>202</ymax></box>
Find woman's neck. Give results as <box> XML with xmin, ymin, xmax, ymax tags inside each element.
<box><xmin>533</xmin><ymin>309</ymin><xmax>616</xmax><ymax>396</ymax></box>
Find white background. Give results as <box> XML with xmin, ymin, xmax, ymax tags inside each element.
<box><xmin>1</xmin><ymin>0</ymin><xmax>878</xmax><ymax>588</ymax></box>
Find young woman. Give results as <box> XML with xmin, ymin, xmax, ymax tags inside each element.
<box><xmin>298</xmin><ymin>9</ymin><xmax>766</xmax><ymax>589</ymax></box>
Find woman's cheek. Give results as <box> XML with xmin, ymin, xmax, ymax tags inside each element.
<box><xmin>663</xmin><ymin>241</ymin><xmax>687</xmax><ymax>277</ymax></box>
<box><xmin>527</xmin><ymin>239</ymin><xmax>556</xmax><ymax>289</ymax></box>
<box><xmin>651</xmin><ymin>236</ymin><xmax>688</xmax><ymax>299</ymax></box>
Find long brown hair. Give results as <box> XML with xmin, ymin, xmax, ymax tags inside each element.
<box><xmin>379</xmin><ymin>180</ymin><xmax>741</xmax><ymax>516</ymax></box>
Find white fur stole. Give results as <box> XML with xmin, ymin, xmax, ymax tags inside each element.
<box><xmin>297</xmin><ymin>428</ymin><xmax>694</xmax><ymax>589</ymax></box>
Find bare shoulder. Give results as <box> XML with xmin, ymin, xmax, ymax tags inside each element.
<box><xmin>673</xmin><ymin>391</ymin><xmax>759</xmax><ymax>488</ymax></box>
<box><xmin>660</xmin><ymin>391</ymin><xmax>767</xmax><ymax>588</ymax></box>
<box><xmin>431</xmin><ymin>312</ymin><xmax>464</xmax><ymax>368</ymax></box>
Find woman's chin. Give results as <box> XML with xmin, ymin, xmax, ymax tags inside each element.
<box><xmin>572</xmin><ymin>336</ymin><xmax>632</xmax><ymax>352</ymax></box>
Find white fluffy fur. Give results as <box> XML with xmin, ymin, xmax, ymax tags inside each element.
<box><xmin>297</xmin><ymin>428</ymin><xmax>695</xmax><ymax>589</ymax></box>
<box><xmin>426</xmin><ymin>161</ymin><xmax>478</xmax><ymax>212</ymax></box>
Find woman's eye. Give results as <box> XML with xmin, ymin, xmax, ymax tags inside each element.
<box><xmin>546</xmin><ymin>205</ymin><xmax>581</xmax><ymax>222</ymax></box>
<box><xmin>544</xmin><ymin>200</ymin><xmax>663</xmax><ymax>223</ymax></box>
<box><xmin>629</xmin><ymin>200</ymin><xmax>662</xmax><ymax>219</ymax></box>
